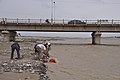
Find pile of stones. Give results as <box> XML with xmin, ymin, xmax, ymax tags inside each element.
<box><xmin>0</xmin><ymin>61</ymin><xmax>51</xmax><ymax>80</ymax></box>
<box><xmin>0</xmin><ymin>61</ymin><xmax>41</xmax><ymax>73</ymax></box>
<box><xmin>39</xmin><ymin>62</ymin><xmax>51</xmax><ymax>80</ymax></box>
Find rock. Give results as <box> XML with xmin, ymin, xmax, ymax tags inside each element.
<box><xmin>19</xmin><ymin>69</ymin><xmax>23</xmax><ymax>73</ymax></box>
<box><xmin>31</xmin><ymin>70</ymin><xmax>35</xmax><ymax>74</ymax></box>
<box><xmin>25</xmin><ymin>77</ymin><xmax>30</xmax><ymax>80</ymax></box>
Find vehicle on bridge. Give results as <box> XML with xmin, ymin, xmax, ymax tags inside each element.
<box><xmin>68</xmin><ymin>20</ymin><xmax>86</xmax><ymax>24</ymax></box>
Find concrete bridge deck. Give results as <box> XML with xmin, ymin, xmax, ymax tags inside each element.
<box><xmin>0</xmin><ymin>18</ymin><xmax>120</xmax><ymax>44</ymax></box>
<box><xmin>0</xmin><ymin>18</ymin><xmax>120</xmax><ymax>32</ymax></box>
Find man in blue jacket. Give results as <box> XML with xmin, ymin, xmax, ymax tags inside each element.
<box><xmin>11</xmin><ymin>42</ymin><xmax>20</xmax><ymax>60</ymax></box>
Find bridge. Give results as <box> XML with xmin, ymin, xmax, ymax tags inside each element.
<box><xmin>0</xmin><ymin>18</ymin><xmax>120</xmax><ymax>44</ymax></box>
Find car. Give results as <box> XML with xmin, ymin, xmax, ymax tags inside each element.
<box><xmin>68</xmin><ymin>20</ymin><xmax>86</xmax><ymax>24</ymax></box>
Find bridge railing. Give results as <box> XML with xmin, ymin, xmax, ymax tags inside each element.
<box><xmin>3</xmin><ymin>18</ymin><xmax>46</xmax><ymax>24</ymax></box>
<box><xmin>54</xmin><ymin>19</ymin><xmax>69</xmax><ymax>24</ymax></box>
<box><xmin>1</xmin><ymin>18</ymin><xmax>120</xmax><ymax>25</ymax></box>
<box><xmin>112</xmin><ymin>20</ymin><xmax>120</xmax><ymax>24</ymax></box>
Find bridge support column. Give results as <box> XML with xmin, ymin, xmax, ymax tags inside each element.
<box><xmin>9</xmin><ymin>31</ymin><xmax>17</xmax><ymax>41</ymax></box>
<box><xmin>0</xmin><ymin>31</ymin><xmax>2</xmax><ymax>36</ymax></box>
<box><xmin>91</xmin><ymin>31</ymin><xmax>102</xmax><ymax>44</ymax></box>
<box><xmin>0</xmin><ymin>31</ymin><xmax>2</xmax><ymax>42</ymax></box>
<box><xmin>1</xmin><ymin>31</ymin><xmax>16</xmax><ymax>42</ymax></box>
<box><xmin>1</xmin><ymin>31</ymin><xmax>10</xmax><ymax>42</ymax></box>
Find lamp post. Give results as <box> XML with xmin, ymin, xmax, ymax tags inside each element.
<box><xmin>51</xmin><ymin>0</ymin><xmax>55</xmax><ymax>24</ymax></box>
<box><xmin>53</xmin><ymin>1</ymin><xmax>55</xmax><ymax>23</ymax></box>
<box><xmin>51</xmin><ymin>0</ymin><xmax>53</xmax><ymax>24</ymax></box>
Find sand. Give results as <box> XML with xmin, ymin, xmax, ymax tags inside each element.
<box><xmin>0</xmin><ymin>37</ymin><xmax>120</xmax><ymax>80</ymax></box>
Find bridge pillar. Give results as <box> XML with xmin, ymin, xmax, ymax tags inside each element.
<box><xmin>1</xmin><ymin>31</ymin><xmax>16</xmax><ymax>42</ymax></box>
<box><xmin>0</xmin><ymin>31</ymin><xmax>1</xmax><ymax>35</ymax></box>
<box><xmin>1</xmin><ymin>31</ymin><xmax>10</xmax><ymax>42</ymax></box>
<box><xmin>0</xmin><ymin>31</ymin><xmax>2</xmax><ymax>42</ymax></box>
<box><xmin>91</xmin><ymin>31</ymin><xmax>102</xmax><ymax>44</ymax></box>
<box><xmin>9</xmin><ymin>31</ymin><xmax>17</xmax><ymax>41</ymax></box>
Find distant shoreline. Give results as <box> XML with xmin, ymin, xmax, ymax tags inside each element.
<box><xmin>15</xmin><ymin>36</ymin><xmax>120</xmax><ymax>46</ymax></box>
<box><xmin>19</xmin><ymin>35</ymin><xmax>120</xmax><ymax>39</ymax></box>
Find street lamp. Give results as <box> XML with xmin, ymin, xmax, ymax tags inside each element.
<box><xmin>53</xmin><ymin>1</ymin><xmax>55</xmax><ymax>23</ymax></box>
<box><xmin>51</xmin><ymin>0</ymin><xmax>53</xmax><ymax>24</ymax></box>
<box><xmin>51</xmin><ymin>0</ymin><xmax>55</xmax><ymax>24</ymax></box>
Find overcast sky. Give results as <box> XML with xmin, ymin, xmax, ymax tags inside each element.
<box><xmin>0</xmin><ymin>0</ymin><xmax>120</xmax><ymax>20</ymax></box>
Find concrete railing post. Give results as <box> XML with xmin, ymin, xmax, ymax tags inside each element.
<box><xmin>28</xmin><ymin>19</ymin><xmax>30</xmax><ymax>24</ymax></box>
<box><xmin>17</xmin><ymin>18</ymin><xmax>19</xmax><ymax>24</ymax></box>
<box><xmin>2</xmin><ymin>18</ymin><xmax>4</xmax><ymax>24</ymax></box>
<box><xmin>40</xmin><ymin>19</ymin><xmax>42</xmax><ymax>25</ymax></box>
<box><xmin>63</xmin><ymin>19</ymin><xmax>64</xmax><ymax>25</ymax></box>
<box><xmin>112</xmin><ymin>19</ymin><xmax>113</xmax><ymax>26</ymax></box>
<box><xmin>4</xmin><ymin>18</ymin><xmax>7</xmax><ymax>24</ymax></box>
<box><xmin>86</xmin><ymin>19</ymin><xmax>87</xmax><ymax>25</ymax></box>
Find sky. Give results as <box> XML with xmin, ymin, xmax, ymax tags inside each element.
<box><xmin>0</xmin><ymin>0</ymin><xmax>120</xmax><ymax>37</ymax></box>
<box><xmin>0</xmin><ymin>0</ymin><xmax>120</xmax><ymax>20</ymax></box>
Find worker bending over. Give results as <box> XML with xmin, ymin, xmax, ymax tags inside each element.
<box><xmin>34</xmin><ymin>42</ymin><xmax>51</xmax><ymax>62</ymax></box>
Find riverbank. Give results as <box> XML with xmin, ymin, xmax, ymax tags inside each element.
<box><xmin>0</xmin><ymin>36</ymin><xmax>120</xmax><ymax>80</ymax></box>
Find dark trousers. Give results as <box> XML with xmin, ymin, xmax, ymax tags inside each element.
<box><xmin>11</xmin><ymin>48</ymin><xmax>20</xmax><ymax>59</ymax></box>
